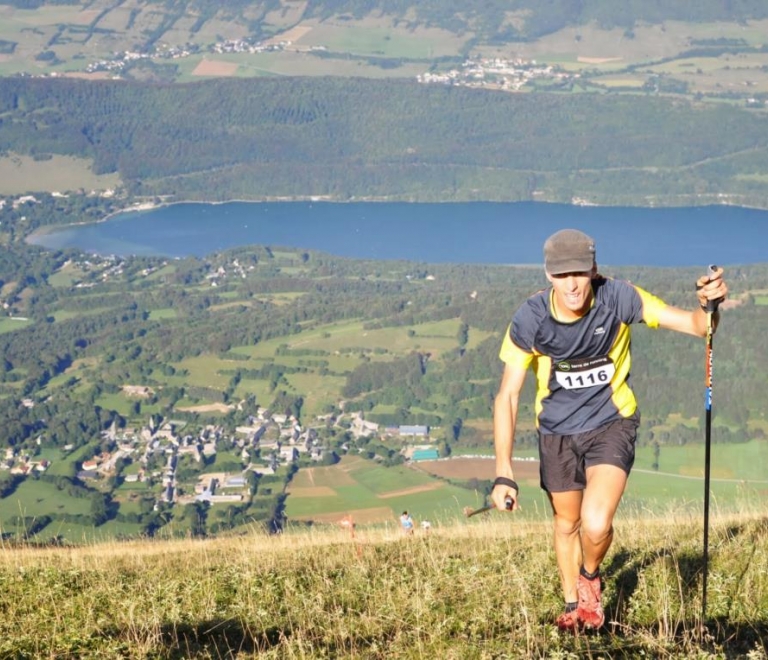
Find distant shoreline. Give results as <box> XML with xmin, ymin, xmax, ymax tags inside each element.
<box><xmin>25</xmin><ymin>192</ymin><xmax>768</xmax><ymax>248</ymax></box>
<box><xmin>24</xmin><ymin>197</ymin><xmax>768</xmax><ymax>266</ymax></box>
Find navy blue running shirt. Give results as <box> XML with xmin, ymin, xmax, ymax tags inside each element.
<box><xmin>499</xmin><ymin>276</ymin><xmax>667</xmax><ymax>435</ymax></box>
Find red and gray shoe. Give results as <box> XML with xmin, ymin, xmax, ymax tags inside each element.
<box><xmin>555</xmin><ymin>608</ymin><xmax>581</xmax><ymax>631</ymax></box>
<box><xmin>576</xmin><ymin>572</ymin><xmax>605</xmax><ymax>629</ymax></box>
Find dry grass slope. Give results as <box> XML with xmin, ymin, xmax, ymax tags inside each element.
<box><xmin>1</xmin><ymin>510</ymin><xmax>767</xmax><ymax>658</ymax></box>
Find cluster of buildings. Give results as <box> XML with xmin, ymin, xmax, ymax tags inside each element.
<box><xmin>71</xmin><ymin>407</ymin><xmax>329</xmax><ymax>507</ymax></box>
<box><xmin>1</xmin><ymin>445</ymin><xmax>50</xmax><ymax>476</ymax></box>
<box><xmin>417</xmin><ymin>57</ymin><xmax>573</xmax><ymax>91</ymax></box>
<box><xmin>82</xmin><ymin>35</ymin><xmax>297</xmax><ymax>76</ymax></box>
<box><xmin>84</xmin><ymin>43</ymin><xmax>203</xmax><ymax>75</ymax></box>
<box><xmin>211</xmin><ymin>37</ymin><xmax>298</xmax><ymax>55</ymax></box>
<box><xmin>205</xmin><ymin>257</ymin><xmax>257</xmax><ymax>286</ymax></box>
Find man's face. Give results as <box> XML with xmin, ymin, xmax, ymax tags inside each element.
<box><xmin>546</xmin><ymin>267</ymin><xmax>596</xmax><ymax>318</ymax></box>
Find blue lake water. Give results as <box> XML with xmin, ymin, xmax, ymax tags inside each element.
<box><xmin>29</xmin><ymin>201</ymin><xmax>768</xmax><ymax>267</ymax></box>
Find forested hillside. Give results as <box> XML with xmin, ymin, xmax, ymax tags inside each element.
<box><xmin>3</xmin><ymin>76</ymin><xmax>768</xmax><ymax>206</ymax></box>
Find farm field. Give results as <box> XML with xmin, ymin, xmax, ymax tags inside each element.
<box><xmin>285</xmin><ymin>455</ymin><xmax>493</xmax><ymax>527</ymax></box>
<box><xmin>295</xmin><ymin>440</ymin><xmax>768</xmax><ymax>528</ymax></box>
<box><xmin>3</xmin><ymin>2</ymin><xmax>768</xmax><ymax>102</ymax></box>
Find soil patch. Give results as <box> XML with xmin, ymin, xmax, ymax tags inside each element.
<box><xmin>286</xmin><ymin>486</ymin><xmax>337</xmax><ymax>497</ymax></box>
<box><xmin>265</xmin><ymin>24</ymin><xmax>313</xmax><ymax>45</ymax></box>
<box><xmin>378</xmin><ymin>483</ymin><xmax>444</xmax><ymax>499</ymax></box>
<box><xmin>176</xmin><ymin>402</ymin><xmax>233</xmax><ymax>413</ymax></box>
<box><xmin>577</xmin><ymin>56</ymin><xmax>623</xmax><ymax>64</ymax></box>
<box><xmin>293</xmin><ymin>506</ymin><xmax>394</xmax><ymax>525</ymax></box>
<box><xmin>192</xmin><ymin>59</ymin><xmax>239</xmax><ymax>77</ymax></box>
<box><xmin>414</xmin><ymin>457</ymin><xmax>540</xmax><ymax>482</ymax></box>
<box><xmin>122</xmin><ymin>385</ymin><xmax>154</xmax><ymax>398</ymax></box>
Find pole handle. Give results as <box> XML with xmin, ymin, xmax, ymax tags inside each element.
<box><xmin>704</xmin><ymin>264</ymin><xmax>722</xmax><ymax>313</ymax></box>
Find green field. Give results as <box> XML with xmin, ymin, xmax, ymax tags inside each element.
<box><xmin>0</xmin><ymin>317</ymin><xmax>32</xmax><ymax>334</ymax></box>
<box><xmin>0</xmin><ymin>154</ymin><xmax>120</xmax><ymax>195</ymax></box>
<box><xmin>635</xmin><ymin>439</ymin><xmax>768</xmax><ymax>482</ymax></box>
<box><xmin>297</xmin><ymin>20</ymin><xmax>465</xmax><ymax>59</ymax></box>
<box><xmin>0</xmin><ymin>479</ymin><xmax>91</xmax><ymax>520</ymax></box>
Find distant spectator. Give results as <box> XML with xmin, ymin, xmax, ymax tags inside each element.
<box><xmin>399</xmin><ymin>510</ymin><xmax>414</xmax><ymax>536</ymax></box>
<box><xmin>340</xmin><ymin>514</ymin><xmax>356</xmax><ymax>539</ymax></box>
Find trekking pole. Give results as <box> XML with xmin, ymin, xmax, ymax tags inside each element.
<box><xmin>701</xmin><ymin>264</ymin><xmax>721</xmax><ymax>622</ymax></box>
<box><xmin>463</xmin><ymin>496</ymin><xmax>514</xmax><ymax>518</ymax></box>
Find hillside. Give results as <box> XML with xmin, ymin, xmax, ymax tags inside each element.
<box><xmin>0</xmin><ymin>196</ymin><xmax>767</xmax><ymax>544</ymax></box>
<box><xmin>3</xmin><ymin>75</ymin><xmax>768</xmax><ymax>206</ymax></box>
<box><xmin>3</xmin><ymin>3</ymin><xmax>768</xmax><ymax>204</ymax></box>
<box><xmin>1</xmin><ymin>510</ymin><xmax>767</xmax><ymax>657</ymax></box>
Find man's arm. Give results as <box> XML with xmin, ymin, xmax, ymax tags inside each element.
<box><xmin>492</xmin><ymin>362</ymin><xmax>528</xmax><ymax>510</ymax></box>
<box><xmin>655</xmin><ymin>267</ymin><xmax>728</xmax><ymax>337</ymax></box>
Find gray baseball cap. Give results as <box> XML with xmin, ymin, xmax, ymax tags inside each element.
<box><xmin>543</xmin><ymin>229</ymin><xmax>596</xmax><ymax>275</ymax></box>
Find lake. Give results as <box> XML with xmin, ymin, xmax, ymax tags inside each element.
<box><xmin>28</xmin><ymin>201</ymin><xmax>768</xmax><ymax>267</ymax></box>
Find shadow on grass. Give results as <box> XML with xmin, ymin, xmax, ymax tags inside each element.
<box><xmin>601</xmin><ymin>516</ymin><xmax>768</xmax><ymax>657</ymax></box>
<box><xmin>119</xmin><ymin>621</ymin><xmax>374</xmax><ymax>659</ymax></box>
<box><xmin>156</xmin><ymin>620</ymin><xmax>277</xmax><ymax>659</ymax></box>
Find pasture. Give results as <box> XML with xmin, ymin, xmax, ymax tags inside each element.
<box><xmin>0</xmin><ymin>154</ymin><xmax>120</xmax><ymax>195</ymax></box>
<box><xmin>294</xmin><ymin>18</ymin><xmax>467</xmax><ymax>59</ymax></box>
<box><xmin>0</xmin><ymin>317</ymin><xmax>32</xmax><ymax>334</ymax></box>
<box><xmin>0</xmin><ymin>479</ymin><xmax>91</xmax><ymax>520</ymax></box>
<box><xmin>155</xmin><ymin>316</ymin><xmax>495</xmax><ymax>417</ymax></box>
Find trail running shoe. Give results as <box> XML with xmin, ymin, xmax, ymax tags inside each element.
<box><xmin>576</xmin><ymin>573</ymin><xmax>605</xmax><ymax>629</ymax></box>
<box><xmin>555</xmin><ymin>608</ymin><xmax>581</xmax><ymax>631</ymax></box>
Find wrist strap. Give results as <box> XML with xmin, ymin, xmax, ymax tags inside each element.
<box><xmin>493</xmin><ymin>476</ymin><xmax>519</xmax><ymax>491</ymax></box>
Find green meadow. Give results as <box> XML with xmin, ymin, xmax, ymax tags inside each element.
<box><xmin>297</xmin><ymin>20</ymin><xmax>465</xmax><ymax>59</ymax></box>
<box><xmin>0</xmin><ymin>479</ymin><xmax>91</xmax><ymax>519</ymax></box>
<box><xmin>0</xmin><ymin>317</ymin><xmax>32</xmax><ymax>334</ymax></box>
<box><xmin>0</xmin><ymin>154</ymin><xmax>120</xmax><ymax>195</ymax></box>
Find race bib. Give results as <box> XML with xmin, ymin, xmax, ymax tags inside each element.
<box><xmin>554</xmin><ymin>355</ymin><xmax>615</xmax><ymax>390</ymax></box>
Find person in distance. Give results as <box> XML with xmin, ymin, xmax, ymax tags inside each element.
<box><xmin>490</xmin><ymin>228</ymin><xmax>728</xmax><ymax>631</ymax></box>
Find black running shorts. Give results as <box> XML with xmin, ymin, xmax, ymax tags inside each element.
<box><xmin>538</xmin><ymin>414</ymin><xmax>639</xmax><ymax>493</ymax></box>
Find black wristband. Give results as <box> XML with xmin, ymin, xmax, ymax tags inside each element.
<box><xmin>493</xmin><ymin>476</ymin><xmax>519</xmax><ymax>491</ymax></box>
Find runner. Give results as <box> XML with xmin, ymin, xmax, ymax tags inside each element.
<box><xmin>490</xmin><ymin>228</ymin><xmax>727</xmax><ymax>631</ymax></box>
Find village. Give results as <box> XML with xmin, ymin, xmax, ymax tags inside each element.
<box><xmin>62</xmin><ymin>34</ymin><xmax>571</xmax><ymax>94</ymax></box>
<box><xmin>0</xmin><ymin>397</ymin><xmax>437</xmax><ymax>512</ymax></box>
<box><xmin>417</xmin><ymin>56</ymin><xmax>574</xmax><ymax>91</ymax></box>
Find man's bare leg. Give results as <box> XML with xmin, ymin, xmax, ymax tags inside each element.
<box><xmin>548</xmin><ymin>489</ymin><xmax>584</xmax><ymax>604</ymax></box>
<box><xmin>581</xmin><ymin>464</ymin><xmax>628</xmax><ymax>572</ymax></box>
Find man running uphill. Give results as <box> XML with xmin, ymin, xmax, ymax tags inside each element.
<box><xmin>490</xmin><ymin>229</ymin><xmax>728</xmax><ymax>631</ymax></box>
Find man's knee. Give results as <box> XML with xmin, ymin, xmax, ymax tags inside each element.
<box><xmin>581</xmin><ymin>516</ymin><xmax>613</xmax><ymax>545</ymax></box>
<box><xmin>554</xmin><ymin>514</ymin><xmax>581</xmax><ymax>537</ymax></box>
